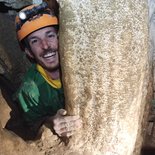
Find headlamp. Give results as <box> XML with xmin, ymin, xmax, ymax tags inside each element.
<box><xmin>18</xmin><ymin>2</ymin><xmax>48</xmax><ymax>21</ymax></box>
<box><xmin>19</xmin><ymin>11</ymin><xmax>27</xmax><ymax>20</ymax></box>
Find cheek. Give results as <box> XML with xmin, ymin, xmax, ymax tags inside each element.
<box><xmin>30</xmin><ymin>47</ymin><xmax>40</xmax><ymax>56</ymax></box>
<box><xmin>52</xmin><ymin>39</ymin><xmax>58</xmax><ymax>48</ymax></box>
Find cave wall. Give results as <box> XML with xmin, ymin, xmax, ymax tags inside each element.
<box><xmin>0</xmin><ymin>13</ymin><xmax>30</xmax><ymax>90</ymax></box>
<box><xmin>0</xmin><ymin>0</ymin><xmax>31</xmax><ymax>9</ymax></box>
<box><xmin>0</xmin><ymin>0</ymin><xmax>154</xmax><ymax>155</ymax></box>
<box><xmin>149</xmin><ymin>0</ymin><xmax>155</xmax><ymax>97</ymax></box>
<box><xmin>59</xmin><ymin>0</ymin><xmax>153</xmax><ymax>154</ymax></box>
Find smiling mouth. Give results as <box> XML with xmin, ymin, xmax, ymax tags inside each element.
<box><xmin>42</xmin><ymin>51</ymin><xmax>56</xmax><ymax>59</ymax></box>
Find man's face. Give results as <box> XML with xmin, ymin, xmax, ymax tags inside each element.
<box><xmin>26</xmin><ymin>26</ymin><xmax>59</xmax><ymax>71</ymax></box>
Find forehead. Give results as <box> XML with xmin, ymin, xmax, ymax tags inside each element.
<box><xmin>27</xmin><ymin>26</ymin><xmax>57</xmax><ymax>39</ymax></box>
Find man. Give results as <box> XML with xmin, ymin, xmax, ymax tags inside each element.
<box><xmin>15</xmin><ymin>3</ymin><xmax>82</xmax><ymax>138</ymax></box>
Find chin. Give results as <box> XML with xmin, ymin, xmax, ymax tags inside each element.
<box><xmin>43</xmin><ymin>63</ymin><xmax>60</xmax><ymax>72</ymax></box>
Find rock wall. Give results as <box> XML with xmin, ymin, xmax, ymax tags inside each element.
<box><xmin>0</xmin><ymin>0</ymin><xmax>153</xmax><ymax>155</ymax></box>
<box><xmin>0</xmin><ymin>0</ymin><xmax>43</xmax><ymax>9</ymax></box>
<box><xmin>0</xmin><ymin>0</ymin><xmax>32</xmax><ymax>9</ymax></box>
<box><xmin>0</xmin><ymin>13</ymin><xmax>30</xmax><ymax>90</ymax></box>
<box><xmin>59</xmin><ymin>0</ymin><xmax>153</xmax><ymax>155</ymax></box>
<box><xmin>149</xmin><ymin>0</ymin><xmax>155</xmax><ymax>97</ymax></box>
<box><xmin>0</xmin><ymin>88</ymin><xmax>43</xmax><ymax>155</ymax></box>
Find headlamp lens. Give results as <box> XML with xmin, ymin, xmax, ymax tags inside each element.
<box><xmin>19</xmin><ymin>11</ymin><xmax>27</xmax><ymax>20</ymax></box>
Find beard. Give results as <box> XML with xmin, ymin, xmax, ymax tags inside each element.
<box><xmin>30</xmin><ymin>48</ymin><xmax>60</xmax><ymax>72</ymax></box>
<box><xmin>42</xmin><ymin>62</ymin><xmax>60</xmax><ymax>72</ymax></box>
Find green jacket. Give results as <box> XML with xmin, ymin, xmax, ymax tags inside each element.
<box><xmin>17</xmin><ymin>64</ymin><xmax>65</xmax><ymax>126</ymax></box>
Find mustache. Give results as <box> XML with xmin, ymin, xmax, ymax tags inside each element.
<box><xmin>40</xmin><ymin>48</ymin><xmax>58</xmax><ymax>57</ymax></box>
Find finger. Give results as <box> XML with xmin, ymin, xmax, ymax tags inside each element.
<box><xmin>66</xmin><ymin>131</ymin><xmax>74</xmax><ymax>137</ymax></box>
<box><xmin>58</xmin><ymin>120</ymin><xmax>82</xmax><ymax>133</ymax></box>
<box><xmin>59</xmin><ymin>131</ymin><xmax>74</xmax><ymax>137</ymax></box>
<box><xmin>53</xmin><ymin>121</ymin><xmax>74</xmax><ymax>132</ymax></box>
<box><xmin>61</xmin><ymin>123</ymin><xmax>77</xmax><ymax>132</ymax></box>
<box><xmin>61</xmin><ymin>115</ymin><xmax>80</xmax><ymax>123</ymax></box>
<box><xmin>57</xmin><ymin>109</ymin><xmax>67</xmax><ymax>116</ymax></box>
<box><xmin>53</xmin><ymin>117</ymin><xmax>82</xmax><ymax>131</ymax></box>
<box><xmin>54</xmin><ymin>115</ymin><xmax>80</xmax><ymax>124</ymax></box>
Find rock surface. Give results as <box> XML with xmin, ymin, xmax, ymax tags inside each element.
<box><xmin>0</xmin><ymin>0</ymin><xmax>32</xmax><ymax>9</ymax></box>
<box><xmin>0</xmin><ymin>124</ymin><xmax>43</xmax><ymax>155</ymax></box>
<box><xmin>59</xmin><ymin>0</ymin><xmax>153</xmax><ymax>154</ymax></box>
<box><xmin>0</xmin><ymin>0</ymin><xmax>153</xmax><ymax>155</ymax></box>
<box><xmin>0</xmin><ymin>13</ymin><xmax>30</xmax><ymax>90</ymax></box>
<box><xmin>0</xmin><ymin>89</ymin><xmax>43</xmax><ymax>155</ymax></box>
<box><xmin>0</xmin><ymin>89</ymin><xmax>11</xmax><ymax>128</ymax></box>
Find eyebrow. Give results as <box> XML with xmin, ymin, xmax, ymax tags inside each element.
<box><xmin>46</xmin><ymin>30</ymin><xmax>56</xmax><ymax>34</ymax></box>
<box><xmin>28</xmin><ymin>36</ymin><xmax>38</xmax><ymax>41</ymax></box>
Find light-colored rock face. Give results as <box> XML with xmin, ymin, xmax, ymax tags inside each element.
<box><xmin>58</xmin><ymin>0</ymin><xmax>153</xmax><ymax>154</ymax></box>
<box><xmin>149</xmin><ymin>0</ymin><xmax>155</xmax><ymax>94</ymax></box>
<box><xmin>0</xmin><ymin>126</ymin><xmax>44</xmax><ymax>155</ymax></box>
<box><xmin>0</xmin><ymin>90</ymin><xmax>11</xmax><ymax>128</ymax></box>
<box><xmin>0</xmin><ymin>90</ymin><xmax>43</xmax><ymax>155</ymax></box>
<box><xmin>0</xmin><ymin>0</ymin><xmax>153</xmax><ymax>155</ymax></box>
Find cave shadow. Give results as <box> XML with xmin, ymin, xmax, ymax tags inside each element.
<box><xmin>141</xmin><ymin>146</ymin><xmax>155</xmax><ymax>155</ymax></box>
<box><xmin>0</xmin><ymin>4</ymin><xmax>34</xmax><ymax>140</ymax></box>
<box><xmin>0</xmin><ymin>75</ymin><xmax>37</xmax><ymax>140</ymax></box>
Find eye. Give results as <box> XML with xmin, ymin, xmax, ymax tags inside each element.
<box><xmin>47</xmin><ymin>33</ymin><xmax>57</xmax><ymax>38</ymax></box>
<box><xmin>30</xmin><ymin>39</ymin><xmax>38</xmax><ymax>44</ymax></box>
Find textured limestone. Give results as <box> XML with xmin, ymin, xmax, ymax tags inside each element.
<box><xmin>0</xmin><ymin>89</ymin><xmax>43</xmax><ymax>155</ymax></box>
<box><xmin>149</xmin><ymin>0</ymin><xmax>155</xmax><ymax>96</ymax></box>
<box><xmin>0</xmin><ymin>0</ymin><xmax>153</xmax><ymax>155</ymax></box>
<box><xmin>0</xmin><ymin>89</ymin><xmax>11</xmax><ymax>128</ymax></box>
<box><xmin>0</xmin><ymin>127</ymin><xmax>43</xmax><ymax>155</ymax></box>
<box><xmin>58</xmin><ymin>0</ymin><xmax>153</xmax><ymax>155</ymax></box>
<box><xmin>141</xmin><ymin>0</ymin><xmax>155</xmax><ymax>149</ymax></box>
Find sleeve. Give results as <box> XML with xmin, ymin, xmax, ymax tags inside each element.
<box><xmin>17</xmin><ymin>80</ymin><xmax>44</xmax><ymax>126</ymax></box>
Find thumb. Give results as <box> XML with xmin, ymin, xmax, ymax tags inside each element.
<box><xmin>57</xmin><ymin>109</ymin><xmax>67</xmax><ymax>116</ymax></box>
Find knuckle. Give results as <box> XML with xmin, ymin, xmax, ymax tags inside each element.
<box><xmin>66</xmin><ymin>131</ymin><xmax>73</xmax><ymax>137</ymax></box>
<box><xmin>53</xmin><ymin>125</ymin><xmax>59</xmax><ymax>131</ymax></box>
<box><xmin>53</xmin><ymin>119</ymin><xmax>57</xmax><ymax>124</ymax></box>
<box><xmin>53</xmin><ymin>118</ymin><xmax>60</xmax><ymax>124</ymax></box>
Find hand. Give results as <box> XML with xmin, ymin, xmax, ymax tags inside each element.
<box><xmin>47</xmin><ymin>109</ymin><xmax>82</xmax><ymax>137</ymax></box>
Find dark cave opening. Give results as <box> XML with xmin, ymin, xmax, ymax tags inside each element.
<box><xmin>0</xmin><ymin>2</ymin><xmax>20</xmax><ymax>13</ymax></box>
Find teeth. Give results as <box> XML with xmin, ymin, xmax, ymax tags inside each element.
<box><xmin>43</xmin><ymin>53</ymin><xmax>55</xmax><ymax>58</ymax></box>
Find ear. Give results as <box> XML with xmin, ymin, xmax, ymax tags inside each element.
<box><xmin>24</xmin><ymin>48</ymin><xmax>34</xmax><ymax>59</ymax></box>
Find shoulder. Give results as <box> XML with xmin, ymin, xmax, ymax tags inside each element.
<box><xmin>18</xmin><ymin>64</ymin><xmax>42</xmax><ymax>97</ymax></box>
<box><xmin>24</xmin><ymin>64</ymin><xmax>40</xmax><ymax>81</ymax></box>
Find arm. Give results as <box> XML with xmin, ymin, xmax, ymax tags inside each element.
<box><xmin>17</xmin><ymin>81</ymin><xmax>82</xmax><ymax>137</ymax></box>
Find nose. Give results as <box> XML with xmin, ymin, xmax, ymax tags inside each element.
<box><xmin>41</xmin><ymin>39</ymin><xmax>49</xmax><ymax>49</ymax></box>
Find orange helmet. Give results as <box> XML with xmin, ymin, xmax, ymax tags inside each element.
<box><xmin>15</xmin><ymin>2</ymin><xmax>58</xmax><ymax>42</ymax></box>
